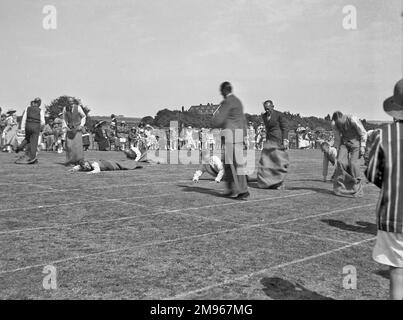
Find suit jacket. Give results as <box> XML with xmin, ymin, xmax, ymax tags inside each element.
<box><xmin>212</xmin><ymin>94</ymin><xmax>247</xmax><ymax>144</ymax></box>
<box><xmin>262</xmin><ymin>110</ymin><xmax>288</xmax><ymax>146</ymax></box>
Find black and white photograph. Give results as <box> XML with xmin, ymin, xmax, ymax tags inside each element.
<box><xmin>0</xmin><ymin>0</ymin><xmax>402</xmax><ymax>307</ymax></box>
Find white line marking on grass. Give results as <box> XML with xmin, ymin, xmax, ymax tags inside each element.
<box><xmin>0</xmin><ymin>182</ymin><xmax>55</xmax><ymax>191</ymax></box>
<box><xmin>262</xmin><ymin>227</ymin><xmax>353</xmax><ymax>244</ymax></box>
<box><xmin>170</xmin><ymin>203</ymin><xmax>376</xmax><ymax>245</ymax></box>
<box><xmin>0</xmin><ymin>192</ymin><xmax>314</xmax><ymax>234</ymax></box>
<box><xmin>0</xmin><ymin>193</ymin><xmax>171</xmax><ymax>215</ymax></box>
<box><xmin>0</xmin><ymin>180</ymin><xmax>191</xmax><ymax>195</ymax></box>
<box><xmin>166</xmin><ymin>236</ymin><xmax>377</xmax><ymax>300</ymax></box>
<box><xmin>171</xmin><ymin>210</ymin><xmax>353</xmax><ymax>245</ymax></box>
<box><xmin>170</xmin><ymin>202</ymin><xmax>375</xmax><ymax>230</ymax></box>
<box><xmin>0</xmin><ymin>218</ymin><xmax>374</xmax><ymax>276</ymax></box>
<box><xmin>0</xmin><ymin>225</ymin><xmax>252</xmax><ymax>275</ymax></box>
<box><xmin>1</xmin><ymin>189</ymin><xmax>60</xmax><ymax>196</ymax></box>
<box><xmin>68</xmin><ymin>179</ymin><xmax>190</xmax><ymax>190</ymax></box>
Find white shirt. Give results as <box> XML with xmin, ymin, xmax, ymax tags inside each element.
<box><xmin>332</xmin><ymin>115</ymin><xmax>367</xmax><ymax>149</ymax></box>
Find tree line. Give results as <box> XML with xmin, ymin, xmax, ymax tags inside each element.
<box><xmin>45</xmin><ymin>95</ymin><xmax>381</xmax><ymax>133</ymax></box>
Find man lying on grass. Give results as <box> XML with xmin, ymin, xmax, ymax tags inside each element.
<box><xmin>69</xmin><ymin>159</ymin><xmax>143</xmax><ymax>174</ymax></box>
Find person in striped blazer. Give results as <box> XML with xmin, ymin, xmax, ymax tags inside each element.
<box><xmin>366</xmin><ymin>79</ymin><xmax>403</xmax><ymax>300</ymax></box>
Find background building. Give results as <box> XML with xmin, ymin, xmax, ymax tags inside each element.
<box><xmin>188</xmin><ymin>103</ymin><xmax>219</xmax><ymax>115</ymax></box>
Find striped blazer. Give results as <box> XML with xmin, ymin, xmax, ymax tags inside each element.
<box><xmin>366</xmin><ymin>122</ymin><xmax>403</xmax><ymax>233</ymax></box>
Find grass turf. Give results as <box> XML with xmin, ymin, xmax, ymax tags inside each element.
<box><xmin>0</xmin><ymin>149</ymin><xmax>389</xmax><ymax>300</ymax></box>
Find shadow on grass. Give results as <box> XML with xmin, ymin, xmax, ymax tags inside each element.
<box><xmin>374</xmin><ymin>269</ymin><xmax>390</xmax><ymax>279</ymax></box>
<box><xmin>176</xmin><ymin>183</ymin><xmax>224</xmax><ymax>197</ymax></box>
<box><xmin>286</xmin><ymin>186</ymin><xmax>335</xmax><ymax>195</ymax></box>
<box><xmin>321</xmin><ymin>219</ymin><xmax>377</xmax><ymax>235</ymax></box>
<box><xmin>260</xmin><ymin>277</ymin><xmax>334</xmax><ymax>300</ymax></box>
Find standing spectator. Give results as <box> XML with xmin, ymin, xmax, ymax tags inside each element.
<box><xmin>198</xmin><ymin>128</ymin><xmax>203</xmax><ymax>150</ymax></box>
<box><xmin>2</xmin><ymin>109</ymin><xmax>18</xmax><ymax>153</ymax></box>
<box><xmin>110</xmin><ymin>114</ymin><xmax>118</xmax><ymax>136</ymax></box>
<box><xmin>53</xmin><ymin>118</ymin><xmax>64</xmax><ymax>153</ymax></box>
<box><xmin>255</xmin><ymin>124</ymin><xmax>266</xmax><ymax>150</ymax></box>
<box><xmin>206</xmin><ymin>129</ymin><xmax>215</xmax><ymax>151</ymax></box>
<box><xmin>0</xmin><ymin>106</ymin><xmax>2</xmax><ymax>147</ymax></box>
<box><xmin>109</xmin><ymin>114</ymin><xmax>118</xmax><ymax>150</ymax></box>
<box><xmin>128</xmin><ymin>127</ymin><xmax>138</xmax><ymax>150</ymax></box>
<box><xmin>247</xmin><ymin>122</ymin><xmax>256</xmax><ymax>150</ymax></box>
<box><xmin>62</xmin><ymin>98</ymin><xmax>86</xmax><ymax>165</ymax></box>
<box><xmin>366</xmin><ymin>79</ymin><xmax>403</xmax><ymax>300</ymax></box>
<box><xmin>185</xmin><ymin>126</ymin><xmax>197</xmax><ymax>150</ymax></box>
<box><xmin>331</xmin><ymin>110</ymin><xmax>367</xmax><ymax>197</ymax></box>
<box><xmin>94</xmin><ymin>120</ymin><xmax>109</xmax><ymax>151</ymax></box>
<box><xmin>82</xmin><ymin>126</ymin><xmax>91</xmax><ymax>151</ymax></box>
<box><xmin>118</xmin><ymin>121</ymin><xmax>129</xmax><ymax>151</ymax></box>
<box><xmin>15</xmin><ymin>98</ymin><xmax>45</xmax><ymax>163</ymax></box>
<box><xmin>212</xmin><ymin>82</ymin><xmax>249</xmax><ymax>200</ymax></box>
<box><xmin>0</xmin><ymin>112</ymin><xmax>6</xmax><ymax>149</ymax></box>
<box><xmin>179</xmin><ymin>123</ymin><xmax>186</xmax><ymax>150</ymax></box>
<box><xmin>42</xmin><ymin>118</ymin><xmax>55</xmax><ymax>151</ymax></box>
<box><xmin>257</xmin><ymin>100</ymin><xmax>289</xmax><ymax>189</ymax></box>
<box><xmin>169</xmin><ymin>125</ymin><xmax>178</xmax><ymax>150</ymax></box>
<box><xmin>199</xmin><ymin>128</ymin><xmax>206</xmax><ymax>150</ymax></box>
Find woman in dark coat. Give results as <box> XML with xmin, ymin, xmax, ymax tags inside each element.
<box><xmin>94</xmin><ymin>121</ymin><xmax>109</xmax><ymax>151</ymax></box>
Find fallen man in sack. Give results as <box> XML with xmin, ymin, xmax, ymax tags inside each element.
<box><xmin>69</xmin><ymin>159</ymin><xmax>143</xmax><ymax>174</ymax></box>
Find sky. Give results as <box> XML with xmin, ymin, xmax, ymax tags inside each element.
<box><xmin>0</xmin><ymin>0</ymin><xmax>402</xmax><ymax>120</ymax></box>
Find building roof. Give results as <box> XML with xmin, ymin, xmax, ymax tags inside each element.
<box><xmin>188</xmin><ymin>103</ymin><xmax>219</xmax><ymax>114</ymax></box>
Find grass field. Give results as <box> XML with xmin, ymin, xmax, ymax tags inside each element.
<box><xmin>0</xmin><ymin>149</ymin><xmax>389</xmax><ymax>300</ymax></box>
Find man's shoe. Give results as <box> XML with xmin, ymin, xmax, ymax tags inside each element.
<box><xmin>235</xmin><ymin>191</ymin><xmax>250</xmax><ymax>200</ymax></box>
<box><xmin>15</xmin><ymin>157</ymin><xmax>38</xmax><ymax>164</ymax></box>
<box><xmin>15</xmin><ymin>158</ymin><xmax>31</xmax><ymax>164</ymax></box>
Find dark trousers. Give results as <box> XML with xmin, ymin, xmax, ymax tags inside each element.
<box><xmin>223</xmin><ymin>142</ymin><xmax>248</xmax><ymax>195</ymax></box>
<box><xmin>24</xmin><ymin>122</ymin><xmax>41</xmax><ymax>160</ymax></box>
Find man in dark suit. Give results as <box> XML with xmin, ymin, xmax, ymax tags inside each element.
<box><xmin>212</xmin><ymin>82</ymin><xmax>249</xmax><ymax>200</ymax></box>
<box><xmin>257</xmin><ymin>100</ymin><xmax>289</xmax><ymax>189</ymax></box>
<box><xmin>261</xmin><ymin>100</ymin><xmax>288</xmax><ymax>148</ymax></box>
